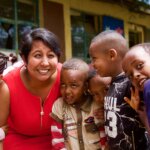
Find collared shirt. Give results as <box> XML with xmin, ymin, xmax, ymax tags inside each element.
<box><xmin>51</xmin><ymin>97</ymin><xmax>103</xmax><ymax>150</ymax></box>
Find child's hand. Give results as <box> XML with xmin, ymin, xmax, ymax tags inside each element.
<box><xmin>124</xmin><ymin>87</ymin><xmax>140</xmax><ymax>111</ymax></box>
<box><xmin>94</xmin><ymin>107</ymin><xmax>104</xmax><ymax>120</ymax></box>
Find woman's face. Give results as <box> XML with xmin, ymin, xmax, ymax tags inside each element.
<box><xmin>25</xmin><ymin>40</ymin><xmax>58</xmax><ymax>81</ymax></box>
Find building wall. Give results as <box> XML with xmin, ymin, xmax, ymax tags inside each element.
<box><xmin>1</xmin><ymin>0</ymin><xmax>150</xmax><ymax>60</ymax></box>
<box><xmin>40</xmin><ymin>0</ymin><xmax>150</xmax><ymax>60</ymax></box>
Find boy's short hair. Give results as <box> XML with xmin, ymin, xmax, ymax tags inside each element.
<box><xmin>62</xmin><ymin>58</ymin><xmax>90</xmax><ymax>79</ymax></box>
<box><xmin>130</xmin><ymin>42</ymin><xmax>150</xmax><ymax>54</ymax></box>
<box><xmin>91</xmin><ymin>30</ymin><xmax>128</xmax><ymax>58</ymax></box>
<box><xmin>0</xmin><ymin>52</ymin><xmax>8</xmax><ymax>74</ymax></box>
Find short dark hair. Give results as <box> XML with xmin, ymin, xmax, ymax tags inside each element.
<box><xmin>87</xmin><ymin>68</ymin><xmax>97</xmax><ymax>82</ymax></box>
<box><xmin>91</xmin><ymin>30</ymin><xmax>128</xmax><ymax>58</ymax></box>
<box><xmin>130</xmin><ymin>42</ymin><xmax>150</xmax><ymax>54</ymax></box>
<box><xmin>19</xmin><ymin>28</ymin><xmax>61</xmax><ymax>62</ymax></box>
<box><xmin>62</xmin><ymin>58</ymin><xmax>90</xmax><ymax>80</ymax></box>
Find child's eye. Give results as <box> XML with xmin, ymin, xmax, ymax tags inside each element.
<box><xmin>136</xmin><ymin>63</ymin><xmax>143</xmax><ymax>70</ymax></box>
<box><xmin>71</xmin><ymin>84</ymin><xmax>78</xmax><ymax>88</ymax></box>
<box><xmin>61</xmin><ymin>83</ymin><xmax>66</xmax><ymax>88</ymax></box>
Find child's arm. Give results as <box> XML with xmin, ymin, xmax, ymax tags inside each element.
<box><xmin>94</xmin><ymin>107</ymin><xmax>104</xmax><ymax>120</ymax></box>
<box><xmin>50</xmin><ymin>116</ymin><xmax>66</xmax><ymax>150</ymax></box>
<box><xmin>94</xmin><ymin>107</ymin><xmax>108</xmax><ymax>150</ymax></box>
<box><xmin>99</xmin><ymin>126</ymin><xmax>108</xmax><ymax>150</ymax></box>
<box><xmin>124</xmin><ymin>87</ymin><xmax>140</xmax><ymax>111</ymax></box>
<box><xmin>50</xmin><ymin>99</ymin><xmax>66</xmax><ymax>150</ymax></box>
<box><xmin>124</xmin><ymin>87</ymin><xmax>150</xmax><ymax>135</ymax></box>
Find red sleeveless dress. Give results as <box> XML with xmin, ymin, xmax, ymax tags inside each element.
<box><xmin>3</xmin><ymin>63</ymin><xmax>62</xmax><ymax>150</ymax></box>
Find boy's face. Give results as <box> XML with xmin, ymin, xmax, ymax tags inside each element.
<box><xmin>60</xmin><ymin>69</ymin><xmax>87</xmax><ymax>105</ymax></box>
<box><xmin>89</xmin><ymin>42</ymin><xmax>111</xmax><ymax>77</ymax></box>
<box><xmin>89</xmin><ymin>75</ymin><xmax>110</xmax><ymax>103</ymax></box>
<box><xmin>122</xmin><ymin>47</ymin><xmax>150</xmax><ymax>91</ymax></box>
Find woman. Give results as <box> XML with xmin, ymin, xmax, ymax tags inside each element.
<box><xmin>0</xmin><ymin>28</ymin><xmax>62</xmax><ymax>149</ymax></box>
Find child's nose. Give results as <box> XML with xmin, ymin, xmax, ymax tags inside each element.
<box><xmin>133</xmin><ymin>70</ymin><xmax>140</xmax><ymax>79</ymax></box>
<box><xmin>65</xmin><ymin>87</ymin><xmax>71</xmax><ymax>94</ymax></box>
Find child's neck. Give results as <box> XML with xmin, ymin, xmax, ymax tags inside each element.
<box><xmin>72</xmin><ymin>95</ymin><xmax>88</xmax><ymax>108</ymax></box>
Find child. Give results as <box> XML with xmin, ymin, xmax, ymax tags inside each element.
<box><xmin>122</xmin><ymin>43</ymin><xmax>150</xmax><ymax>131</ymax></box>
<box><xmin>89</xmin><ymin>30</ymin><xmax>149</xmax><ymax>150</ymax></box>
<box><xmin>50</xmin><ymin>58</ymin><xmax>103</xmax><ymax>150</ymax></box>
<box><xmin>88</xmin><ymin>69</ymin><xmax>111</xmax><ymax>150</ymax></box>
<box><xmin>88</xmin><ymin>70</ymin><xmax>111</xmax><ymax>104</ymax></box>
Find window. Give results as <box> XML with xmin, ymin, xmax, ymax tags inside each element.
<box><xmin>71</xmin><ymin>9</ymin><xmax>99</xmax><ymax>62</ymax></box>
<box><xmin>0</xmin><ymin>0</ymin><xmax>39</xmax><ymax>52</ymax></box>
<box><xmin>128</xmin><ymin>24</ymin><xmax>143</xmax><ymax>47</ymax></box>
<box><xmin>129</xmin><ymin>31</ymin><xmax>142</xmax><ymax>47</ymax></box>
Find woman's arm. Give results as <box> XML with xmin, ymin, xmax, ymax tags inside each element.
<box><xmin>0</xmin><ymin>125</ymin><xmax>8</xmax><ymax>150</ymax></box>
<box><xmin>0</xmin><ymin>142</ymin><xmax>3</xmax><ymax>150</ymax></box>
<box><xmin>0</xmin><ymin>81</ymin><xmax>10</xmax><ymax>150</ymax></box>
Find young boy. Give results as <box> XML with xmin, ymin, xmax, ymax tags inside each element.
<box><xmin>122</xmin><ymin>43</ymin><xmax>150</xmax><ymax>130</ymax></box>
<box><xmin>88</xmin><ymin>70</ymin><xmax>111</xmax><ymax>104</ymax></box>
<box><xmin>89</xmin><ymin>30</ymin><xmax>149</xmax><ymax>150</ymax></box>
<box><xmin>50</xmin><ymin>58</ymin><xmax>102</xmax><ymax>150</ymax></box>
<box><xmin>88</xmin><ymin>69</ymin><xmax>111</xmax><ymax>150</ymax></box>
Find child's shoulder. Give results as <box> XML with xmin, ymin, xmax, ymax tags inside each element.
<box><xmin>144</xmin><ymin>79</ymin><xmax>150</xmax><ymax>90</ymax></box>
<box><xmin>53</xmin><ymin>97</ymin><xmax>64</xmax><ymax>108</ymax></box>
<box><xmin>51</xmin><ymin>97</ymin><xmax>64</xmax><ymax>120</ymax></box>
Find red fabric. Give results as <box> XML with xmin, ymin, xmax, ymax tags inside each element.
<box><xmin>99</xmin><ymin>126</ymin><xmax>107</xmax><ymax>150</ymax></box>
<box><xmin>3</xmin><ymin>63</ymin><xmax>62</xmax><ymax>150</ymax></box>
<box><xmin>51</xmin><ymin>118</ymin><xmax>66</xmax><ymax>150</ymax></box>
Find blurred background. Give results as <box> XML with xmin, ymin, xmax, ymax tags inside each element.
<box><xmin>0</xmin><ymin>0</ymin><xmax>150</xmax><ymax>63</ymax></box>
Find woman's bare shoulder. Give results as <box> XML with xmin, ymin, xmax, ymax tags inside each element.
<box><xmin>0</xmin><ymin>80</ymin><xmax>10</xmax><ymax>101</ymax></box>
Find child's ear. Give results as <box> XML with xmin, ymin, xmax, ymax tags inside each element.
<box><xmin>108</xmin><ymin>49</ymin><xmax>117</xmax><ymax>60</ymax></box>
